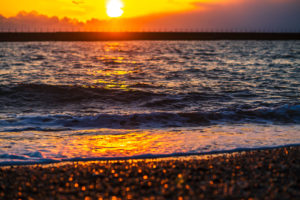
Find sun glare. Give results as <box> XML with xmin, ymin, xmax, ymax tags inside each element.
<box><xmin>106</xmin><ymin>0</ymin><xmax>124</xmax><ymax>18</ymax></box>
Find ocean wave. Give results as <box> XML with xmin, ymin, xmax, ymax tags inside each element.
<box><xmin>0</xmin><ymin>127</ymin><xmax>72</xmax><ymax>132</ymax></box>
<box><xmin>0</xmin><ymin>151</ymin><xmax>45</xmax><ymax>160</ymax></box>
<box><xmin>0</xmin><ymin>83</ymin><xmax>239</xmax><ymax>111</ymax></box>
<box><xmin>0</xmin><ymin>151</ymin><xmax>58</xmax><ymax>166</ymax></box>
<box><xmin>0</xmin><ymin>83</ymin><xmax>163</xmax><ymax>105</ymax></box>
<box><xmin>1</xmin><ymin>104</ymin><xmax>299</xmax><ymax>131</ymax></box>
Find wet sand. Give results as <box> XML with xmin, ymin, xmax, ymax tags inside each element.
<box><xmin>1</xmin><ymin>146</ymin><xmax>299</xmax><ymax>200</ymax></box>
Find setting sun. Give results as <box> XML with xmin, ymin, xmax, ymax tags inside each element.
<box><xmin>106</xmin><ymin>0</ymin><xmax>124</xmax><ymax>18</ymax></box>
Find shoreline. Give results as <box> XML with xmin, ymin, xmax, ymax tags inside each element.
<box><xmin>1</xmin><ymin>146</ymin><xmax>299</xmax><ymax>199</ymax></box>
<box><xmin>1</xmin><ymin>143</ymin><xmax>299</xmax><ymax>167</ymax></box>
<box><xmin>0</xmin><ymin>32</ymin><xmax>300</xmax><ymax>42</ymax></box>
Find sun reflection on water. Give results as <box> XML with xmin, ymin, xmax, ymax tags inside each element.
<box><xmin>93</xmin><ymin>79</ymin><xmax>129</xmax><ymax>90</ymax></box>
<box><xmin>1</xmin><ymin>125</ymin><xmax>300</xmax><ymax>162</ymax></box>
<box><xmin>84</xmin><ymin>44</ymin><xmax>140</xmax><ymax>90</ymax></box>
<box><xmin>59</xmin><ymin>130</ymin><xmax>187</xmax><ymax>158</ymax></box>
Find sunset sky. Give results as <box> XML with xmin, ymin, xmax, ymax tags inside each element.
<box><xmin>0</xmin><ymin>0</ymin><xmax>300</xmax><ymax>31</ymax></box>
<box><xmin>1</xmin><ymin>0</ymin><xmax>230</xmax><ymax>20</ymax></box>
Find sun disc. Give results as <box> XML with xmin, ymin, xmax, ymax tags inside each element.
<box><xmin>106</xmin><ymin>0</ymin><xmax>124</xmax><ymax>18</ymax></box>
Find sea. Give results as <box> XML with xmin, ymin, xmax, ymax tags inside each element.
<box><xmin>0</xmin><ymin>40</ymin><xmax>299</xmax><ymax>165</ymax></box>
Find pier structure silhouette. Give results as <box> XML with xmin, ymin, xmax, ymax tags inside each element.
<box><xmin>0</xmin><ymin>26</ymin><xmax>299</xmax><ymax>41</ymax></box>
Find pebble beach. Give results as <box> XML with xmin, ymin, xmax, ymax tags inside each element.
<box><xmin>1</xmin><ymin>146</ymin><xmax>299</xmax><ymax>200</ymax></box>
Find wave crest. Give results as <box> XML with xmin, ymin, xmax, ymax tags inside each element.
<box><xmin>1</xmin><ymin>104</ymin><xmax>299</xmax><ymax>131</ymax></box>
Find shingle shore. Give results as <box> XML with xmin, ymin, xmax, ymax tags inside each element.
<box><xmin>1</xmin><ymin>146</ymin><xmax>299</xmax><ymax>200</ymax></box>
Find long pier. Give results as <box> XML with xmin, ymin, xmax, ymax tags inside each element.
<box><xmin>0</xmin><ymin>32</ymin><xmax>299</xmax><ymax>41</ymax></box>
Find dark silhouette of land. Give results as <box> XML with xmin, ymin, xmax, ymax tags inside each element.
<box><xmin>0</xmin><ymin>32</ymin><xmax>299</xmax><ymax>41</ymax></box>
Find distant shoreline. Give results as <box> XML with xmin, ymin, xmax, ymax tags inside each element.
<box><xmin>0</xmin><ymin>32</ymin><xmax>300</xmax><ymax>41</ymax></box>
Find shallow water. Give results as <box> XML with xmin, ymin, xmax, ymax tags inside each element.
<box><xmin>0</xmin><ymin>41</ymin><xmax>299</xmax><ymax>165</ymax></box>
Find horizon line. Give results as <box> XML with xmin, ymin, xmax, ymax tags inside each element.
<box><xmin>1</xmin><ymin>32</ymin><xmax>300</xmax><ymax>42</ymax></box>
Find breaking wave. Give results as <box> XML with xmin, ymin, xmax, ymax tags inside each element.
<box><xmin>1</xmin><ymin>104</ymin><xmax>299</xmax><ymax>132</ymax></box>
